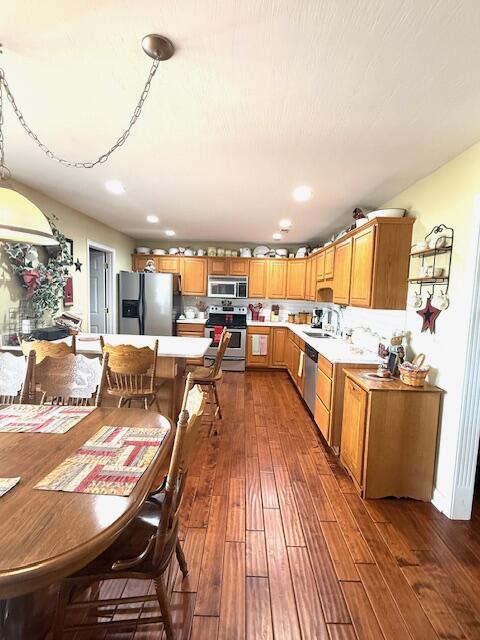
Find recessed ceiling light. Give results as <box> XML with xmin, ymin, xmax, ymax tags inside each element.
<box><xmin>292</xmin><ymin>185</ymin><xmax>312</xmax><ymax>202</ymax></box>
<box><xmin>146</xmin><ymin>215</ymin><xmax>159</xmax><ymax>223</ymax></box>
<box><xmin>104</xmin><ymin>179</ymin><xmax>125</xmax><ymax>195</ymax></box>
<box><xmin>279</xmin><ymin>218</ymin><xmax>292</xmax><ymax>230</ymax></box>
<box><xmin>272</xmin><ymin>232</ymin><xmax>282</xmax><ymax>241</ymax></box>
<box><xmin>165</xmin><ymin>229</ymin><xmax>176</xmax><ymax>237</ymax></box>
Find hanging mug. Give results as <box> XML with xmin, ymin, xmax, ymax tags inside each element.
<box><xmin>408</xmin><ymin>291</ymin><xmax>423</xmax><ymax>309</ymax></box>
<box><xmin>433</xmin><ymin>291</ymin><xmax>449</xmax><ymax>310</ymax></box>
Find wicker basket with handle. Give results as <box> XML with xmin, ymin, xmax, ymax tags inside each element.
<box><xmin>399</xmin><ymin>354</ymin><xmax>429</xmax><ymax>387</ymax></box>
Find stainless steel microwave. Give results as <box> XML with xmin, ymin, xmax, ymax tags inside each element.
<box><xmin>207</xmin><ymin>276</ymin><xmax>248</xmax><ymax>299</ymax></box>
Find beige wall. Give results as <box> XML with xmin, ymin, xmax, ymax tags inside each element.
<box><xmin>0</xmin><ymin>180</ymin><xmax>136</xmax><ymax>334</ymax></box>
<box><xmin>382</xmin><ymin>139</ymin><xmax>480</xmax><ymax>517</ymax></box>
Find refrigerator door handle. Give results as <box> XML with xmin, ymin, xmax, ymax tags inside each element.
<box><xmin>138</xmin><ymin>273</ymin><xmax>144</xmax><ymax>335</ymax></box>
<box><xmin>141</xmin><ymin>273</ymin><xmax>146</xmax><ymax>335</ymax></box>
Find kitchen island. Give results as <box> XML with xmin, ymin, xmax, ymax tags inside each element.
<box><xmin>3</xmin><ymin>332</ymin><xmax>212</xmax><ymax>419</ymax></box>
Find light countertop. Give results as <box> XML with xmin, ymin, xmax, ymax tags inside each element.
<box><xmin>2</xmin><ymin>333</ymin><xmax>212</xmax><ymax>359</ymax></box>
<box><xmin>177</xmin><ymin>319</ymin><xmax>382</xmax><ymax>365</ymax></box>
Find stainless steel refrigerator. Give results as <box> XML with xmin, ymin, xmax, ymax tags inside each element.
<box><xmin>118</xmin><ymin>271</ymin><xmax>182</xmax><ymax>336</ymax></box>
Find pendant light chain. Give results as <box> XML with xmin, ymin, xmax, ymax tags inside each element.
<box><xmin>0</xmin><ymin>58</ymin><xmax>159</xmax><ymax>171</ymax></box>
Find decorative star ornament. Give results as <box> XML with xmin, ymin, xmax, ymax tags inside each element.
<box><xmin>416</xmin><ymin>295</ymin><xmax>442</xmax><ymax>333</ymax></box>
<box><xmin>74</xmin><ymin>259</ymin><xmax>83</xmax><ymax>272</ymax></box>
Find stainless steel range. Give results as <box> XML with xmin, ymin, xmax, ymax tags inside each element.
<box><xmin>204</xmin><ymin>304</ymin><xmax>247</xmax><ymax>372</ymax></box>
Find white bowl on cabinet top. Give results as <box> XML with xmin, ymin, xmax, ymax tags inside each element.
<box><xmin>136</xmin><ymin>247</ymin><xmax>150</xmax><ymax>254</ymax></box>
<box><xmin>367</xmin><ymin>208</ymin><xmax>405</xmax><ymax>220</ymax></box>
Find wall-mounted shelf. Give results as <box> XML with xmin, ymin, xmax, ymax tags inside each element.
<box><xmin>408</xmin><ymin>224</ymin><xmax>454</xmax><ymax>300</ymax></box>
<box><xmin>410</xmin><ymin>246</ymin><xmax>452</xmax><ymax>259</ymax></box>
<box><xmin>408</xmin><ymin>277</ymin><xmax>449</xmax><ymax>285</ymax></box>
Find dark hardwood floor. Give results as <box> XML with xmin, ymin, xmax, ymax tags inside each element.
<box><xmin>65</xmin><ymin>371</ymin><xmax>480</xmax><ymax>639</ymax></box>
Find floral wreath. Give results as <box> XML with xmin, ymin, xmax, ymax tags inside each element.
<box><xmin>4</xmin><ymin>215</ymin><xmax>73</xmax><ymax>319</ymax></box>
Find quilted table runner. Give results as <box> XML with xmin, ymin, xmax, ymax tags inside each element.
<box><xmin>0</xmin><ymin>477</ymin><xmax>20</xmax><ymax>497</ymax></box>
<box><xmin>35</xmin><ymin>424</ymin><xmax>169</xmax><ymax>496</ymax></box>
<box><xmin>0</xmin><ymin>405</ymin><xmax>93</xmax><ymax>434</ymax></box>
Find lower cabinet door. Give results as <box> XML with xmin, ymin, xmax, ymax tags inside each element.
<box><xmin>340</xmin><ymin>377</ymin><xmax>368</xmax><ymax>486</ymax></box>
<box><xmin>271</xmin><ymin>327</ymin><xmax>287</xmax><ymax>367</ymax></box>
<box><xmin>314</xmin><ymin>395</ymin><xmax>330</xmax><ymax>441</ymax></box>
<box><xmin>246</xmin><ymin>329</ymin><xmax>271</xmax><ymax>367</ymax></box>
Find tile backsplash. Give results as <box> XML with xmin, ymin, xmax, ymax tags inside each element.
<box><xmin>183</xmin><ymin>296</ymin><xmax>405</xmax><ymax>340</ymax></box>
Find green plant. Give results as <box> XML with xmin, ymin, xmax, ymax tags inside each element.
<box><xmin>5</xmin><ymin>216</ymin><xmax>73</xmax><ymax>320</ymax></box>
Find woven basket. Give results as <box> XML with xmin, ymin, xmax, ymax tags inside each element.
<box><xmin>399</xmin><ymin>354</ymin><xmax>429</xmax><ymax>387</ymax></box>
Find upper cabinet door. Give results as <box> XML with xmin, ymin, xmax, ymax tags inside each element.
<box><xmin>158</xmin><ymin>256</ymin><xmax>180</xmax><ymax>274</ymax></box>
<box><xmin>181</xmin><ymin>258</ymin><xmax>207</xmax><ymax>295</ymax></box>
<box><xmin>324</xmin><ymin>247</ymin><xmax>335</xmax><ymax>279</ymax></box>
<box><xmin>310</xmin><ymin>254</ymin><xmax>318</xmax><ymax>300</ymax></box>
<box><xmin>316</xmin><ymin>251</ymin><xmax>325</xmax><ymax>281</ymax></box>
<box><xmin>208</xmin><ymin>257</ymin><xmax>228</xmax><ymax>275</ymax></box>
<box><xmin>286</xmin><ymin>259</ymin><xmax>306</xmax><ymax>300</ymax></box>
<box><xmin>132</xmin><ymin>255</ymin><xmax>152</xmax><ymax>272</ymax></box>
<box><xmin>267</xmin><ymin>260</ymin><xmax>288</xmax><ymax>299</ymax></box>
<box><xmin>249</xmin><ymin>260</ymin><xmax>268</xmax><ymax>298</ymax></box>
<box><xmin>230</xmin><ymin>258</ymin><xmax>250</xmax><ymax>276</ymax></box>
<box><xmin>305</xmin><ymin>259</ymin><xmax>312</xmax><ymax>301</ymax></box>
<box><xmin>333</xmin><ymin>238</ymin><xmax>352</xmax><ymax>305</ymax></box>
<box><xmin>350</xmin><ymin>226</ymin><xmax>376</xmax><ymax>308</ymax></box>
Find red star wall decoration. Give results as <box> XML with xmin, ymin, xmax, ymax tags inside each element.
<box><xmin>416</xmin><ymin>295</ymin><xmax>442</xmax><ymax>333</ymax></box>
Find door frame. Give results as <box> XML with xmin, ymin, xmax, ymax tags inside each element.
<box><xmin>450</xmin><ymin>195</ymin><xmax>480</xmax><ymax>519</ymax></box>
<box><xmin>86</xmin><ymin>240</ymin><xmax>116</xmax><ymax>334</ymax></box>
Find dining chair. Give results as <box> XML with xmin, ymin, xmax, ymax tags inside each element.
<box><xmin>100</xmin><ymin>337</ymin><xmax>164</xmax><ymax>410</ymax></box>
<box><xmin>23</xmin><ymin>352</ymin><xmax>108</xmax><ymax>406</ymax></box>
<box><xmin>52</xmin><ymin>373</ymin><xmax>206</xmax><ymax>640</ymax></box>
<box><xmin>190</xmin><ymin>327</ymin><xmax>231</xmax><ymax>435</ymax></box>
<box><xmin>20</xmin><ymin>335</ymin><xmax>76</xmax><ymax>363</ymax></box>
<box><xmin>0</xmin><ymin>351</ymin><xmax>34</xmax><ymax>404</ymax></box>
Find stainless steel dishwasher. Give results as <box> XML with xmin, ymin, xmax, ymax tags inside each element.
<box><xmin>303</xmin><ymin>343</ymin><xmax>318</xmax><ymax>414</ymax></box>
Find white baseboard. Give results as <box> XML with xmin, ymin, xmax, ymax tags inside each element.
<box><xmin>432</xmin><ymin>488</ymin><xmax>450</xmax><ymax>517</ymax></box>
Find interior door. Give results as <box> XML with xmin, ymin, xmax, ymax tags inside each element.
<box><xmin>89</xmin><ymin>249</ymin><xmax>107</xmax><ymax>333</ymax></box>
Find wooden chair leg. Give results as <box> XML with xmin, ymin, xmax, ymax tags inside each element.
<box><xmin>176</xmin><ymin>539</ymin><xmax>189</xmax><ymax>577</ymax></box>
<box><xmin>51</xmin><ymin>583</ymin><xmax>71</xmax><ymax>640</ymax></box>
<box><xmin>154</xmin><ymin>576</ymin><xmax>174</xmax><ymax>640</ymax></box>
<box><xmin>144</xmin><ymin>397</ymin><xmax>149</xmax><ymax>410</ymax></box>
<box><xmin>213</xmin><ymin>382</ymin><xmax>222</xmax><ymax>419</ymax></box>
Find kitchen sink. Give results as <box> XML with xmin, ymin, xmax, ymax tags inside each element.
<box><xmin>303</xmin><ymin>331</ymin><xmax>334</xmax><ymax>339</ymax></box>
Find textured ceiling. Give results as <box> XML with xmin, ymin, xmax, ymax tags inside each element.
<box><xmin>2</xmin><ymin>0</ymin><xmax>480</xmax><ymax>243</ymax></box>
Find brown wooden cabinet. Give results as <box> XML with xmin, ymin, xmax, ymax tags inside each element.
<box><xmin>305</xmin><ymin>259</ymin><xmax>312</xmax><ymax>301</ymax></box>
<box><xmin>176</xmin><ymin>322</ymin><xmax>205</xmax><ymax>366</ymax></box>
<box><xmin>271</xmin><ymin>327</ymin><xmax>288</xmax><ymax>367</ymax></box>
<box><xmin>316</xmin><ymin>251</ymin><xmax>325</xmax><ymax>281</ymax></box>
<box><xmin>249</xmin><ymin>260</ymin><xmax>268</xmax><ymax>298</ymax></box>
<box><xmin>340</xmin><ymin>377</ymin><xmax>367</xmax><ymax>485</ymax></box>
<box><xmin>132</xmin><ymin>254</ymin><xmax>153</xmax><ymax>272</ymax></box>
<box><xmin>309</xmin><ymin>255</ymin><xmax>317</xmax><ymax>301</ymax></box>
<box><xmin>158</xmin><ymin>256</ymin><xmax>180</xmax><ymax>273</ymax></box>
<box><xmin>181</xmin><ymin>258</ymin><xmax>207</xmax><ymax>295</ymax></box>
<box><xmin>340</xmin><ymin>370</ymin><xmax>442</xmax><ymax>500</ymax></box>
<box><xmin>208</xmin><ymin>257</ymin><xmax>228</xmax><ymax>275</ymax></box>
<box><xmin>350</xmin><ymin>226</ymin><xmax>375</xmax><ymax>307</ymax></box>
<box><xmin>324</xmin><ymin>247</ymin><xmax>335</xmax><ymax>279</ymax></box>
<box><xmin>246</xmin><ymin>326</ymin><xmax>271</xmax><ymax>367</ymax></box>
<box><xmin>286</xmin><ymin>259</ymin><xmax>306</xmax><ymax>299</ymax></box>
<box><xmin>230</xmin><ymin>258</ymin><xmax>249</xmax><ymax>276</ymax></box>
<box><xmin>207</xmin><ymin>257</ymin><xmax>250</xmax><ymax>276</ymax></box>
<box><xmin>267</xmin><ymin>260</ymin><xmax>287</xmax><ymax>299</ymax></box>
<box><xmin>333</xmin><ymin>238</ymin><xmax>353</xmax><ymax>304</ymax></box>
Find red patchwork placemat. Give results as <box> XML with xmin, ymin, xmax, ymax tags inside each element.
<box><xmin>35</xmin><ymin>424</ymin><xmax>169</xmax><ymax>496</ymax></box>
<box><xmin>0</xmin><ymin>405</ymin><xmax>94</xmax><ymax>434</ymax></box>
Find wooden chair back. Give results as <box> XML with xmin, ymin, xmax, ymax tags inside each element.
<box><xmin>0</xmin><ymin>352</ymin><xmax>33</xmax><ymax>404</ymax></box>
<box><xmin>153</xmin><ymin>373</ymin><xmax>205</xmax><ymax>566</ymax></box>
<box><xmin>20</xmin><ymin>335</ymin><xmax>76</xmax><ymax>364</ymax></box>
<box><xmin>30</xmin><ymin>352</ymin><xmax>107</xmax><ymax>407</ymax></box>
<box><xmin>100</xmin><ymin>338</ymin><xmax>158</xmax><ymax>395</ymax></box>
<box><xmin>211</xmin><ymin>329</ymin><xmax>232</xmax><ymax>377</ymax></box>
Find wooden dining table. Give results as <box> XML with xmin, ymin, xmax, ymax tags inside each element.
<box><xmin>0</xmin><ymin>406</ymin><xmax>173</xmax><ymax>640</ymax></box>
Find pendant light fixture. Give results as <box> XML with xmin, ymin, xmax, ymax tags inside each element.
<box><xmin>0</xmin><ymin>34</ymin><xmax>174</xmax><ymax>245</ymax></box>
